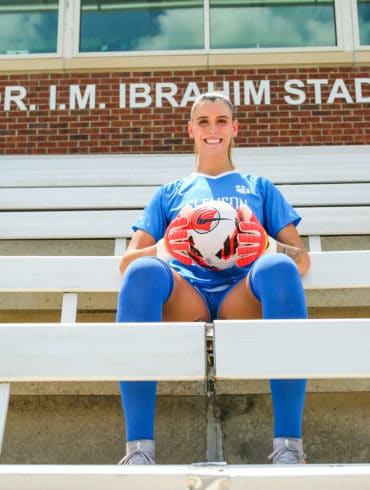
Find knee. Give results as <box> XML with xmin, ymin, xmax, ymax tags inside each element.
<box><xmin>116</xmin><ymin>257</ymin><xmax>174</xmax><ymax>323</ymax></box>
<box><xmin>249</xmin><ymin>253</ymin><xmax>302</xmax><ymax>299</ymax></box>
<box><xmin>121</xmin><ymin>256</ymin><xmax>160</xmax><ymax>285</ymax></box>
<box><xmin>253</xmin><ymin>253</ymin><xmax>299</xmax><ymax>279</ymax></box>
<box><xmin>118</xmin><ymin>256</ymin><xmax>173</xmax><ymax>299</ymax></box>
<box><xmin>249</xmin><ymin>253</ymin><xmax>307</xmax><ymax>319</ymax></box>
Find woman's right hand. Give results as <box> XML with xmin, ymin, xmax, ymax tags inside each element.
<box><xmin>163</xmin><ymin>207</ymin><xmax>193</xmax><ymax>266</ymax></box>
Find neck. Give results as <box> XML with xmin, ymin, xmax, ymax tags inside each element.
<box><xmin>195</xmin><ymin>154</ymin><xmax>234</xmax><ymax>176</ymax></box>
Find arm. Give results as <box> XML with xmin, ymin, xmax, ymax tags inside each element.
<box><xmin>119</xmin><ymin>211</ymin><xmax>192</xmax><ymax>275</ymax></box>
<box><xmin>119</xmin><ymin>230</ymin><xmax>157</xmax><ymax>275</ymax></box>
<box><xmin>274</xmin><ymin>223</ymin><xmax>311</xmax><ymax>276</ymax></box>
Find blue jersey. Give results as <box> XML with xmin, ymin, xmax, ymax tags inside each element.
<box><xmin>133</xmin><ymin>171</ymin><xmax>301</xmax><ymax>290</ymax></box>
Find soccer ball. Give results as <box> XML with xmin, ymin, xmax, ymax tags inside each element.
<box><xmin>186</xmin><ymin>200</ymin><xmax>239</xmax><ymax>270</ymax></box>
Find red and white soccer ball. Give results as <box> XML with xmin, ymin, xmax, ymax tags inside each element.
<box><xmin>186</xmin><ymin>200</ymin><xmax>239</xmax><ymax>270</ymax></box>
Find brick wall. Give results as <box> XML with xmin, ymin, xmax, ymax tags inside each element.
<box><xmin>0</xmin><ymin>67</ymin><xmax>369</xmax><ymax>154</ymax></box>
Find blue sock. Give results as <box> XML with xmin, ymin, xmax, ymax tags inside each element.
<box><xmin>116</xmin><ymin>257</ymin><xmax>174</xmax><ymax>441</ymax></box>
<box><xmin>249</xmin><ymin>253</ymin><xmax>308</xmax><ymax>438</ymax></box>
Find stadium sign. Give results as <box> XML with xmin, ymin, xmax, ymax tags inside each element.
<box><xmin>1</xmin><ymin>78</ymin><xmax>369</xmax><ymax>112</ymax></box>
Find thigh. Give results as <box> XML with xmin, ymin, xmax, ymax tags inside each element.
<box><xmin>218</xmin><ymin>275</ymin><xmax>262</xmax><ymax>320</ymax></box>
<box><xmin>162</xmin><ymin>269</ymin><xmax>210</xmax><ymax>322</ymax></box>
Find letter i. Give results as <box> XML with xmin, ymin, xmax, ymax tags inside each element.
<box><xmin>49</xmin><ymin>85</ymin><xmax>57</xmax><ymax>110</ymax></box>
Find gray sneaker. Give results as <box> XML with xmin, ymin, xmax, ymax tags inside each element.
<box><xmin>118</xmin><ymin>439</ymin><xmax>155</xmax><ymax>465</ymax></box>
<box><xmin>118</xmin><ymin>439</ymin><xmax>155</xmax><ymax>464</ymax></box>
<box><xmin>268</xmin><ymin>437</ymin><xmax>306</xmax><ymax>464</ymax></box>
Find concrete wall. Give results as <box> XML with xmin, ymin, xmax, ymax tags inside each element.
<box><xmin>1</xmin><ymin>391</ymin><xmax>369</xmax><ymax>465</ymax></box>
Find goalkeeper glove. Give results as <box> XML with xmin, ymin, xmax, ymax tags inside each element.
<box><xmin>157</xmin><ymin>207</ymin><xmax>193</xmax><ymax>266</ymax></box>
<box><xmin>236</xmin><ymin>204</ymin><xmax>269</xmax><ymax>268</ymax></box>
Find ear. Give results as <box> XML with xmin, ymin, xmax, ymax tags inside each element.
<box><xmin>232</xmin><ymin>119</ymin><xmax>239</xmax><ymax>137</ymax></box>
<box><xmin>188</xmin><ymin>120</ymin><xmax>194</xmax><ymax>139</ymax></box>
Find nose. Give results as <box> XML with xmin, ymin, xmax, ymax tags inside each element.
<box><xmin>208</xmin><ymin>122</ymin><xmax>218</xmax><ymax>133</ymax></box>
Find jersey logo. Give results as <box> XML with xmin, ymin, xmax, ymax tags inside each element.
<box><xmin>235</xmin><ymin>185</ymin><xmax>251</xmax><ymax>195</ymax></box>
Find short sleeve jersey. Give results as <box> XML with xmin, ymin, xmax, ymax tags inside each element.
<box><xmin>133</xmin><ymin>171</ymin><xmax>301</xmax><ymax>290</ymax></box>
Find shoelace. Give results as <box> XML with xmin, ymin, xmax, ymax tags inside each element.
<box><xmin>118</xmin><ymin>448</ymin><xmax>154</xmax><ymax>465</ymax></box>
<box><xmin>268</xmin><ymin>446</ymin><xmax>306</xmax><ymax>464</ymax></box>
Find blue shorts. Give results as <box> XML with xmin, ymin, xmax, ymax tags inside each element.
<box><xmin>184</xmin><ymin>276</ymin><xmax>246</xmax><ymax>321</ymax></box>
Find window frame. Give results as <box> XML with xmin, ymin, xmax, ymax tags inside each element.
<box><xmin>0</xmin><ymin>0</ymin><xmax>366</xmax><ymax>59</ymax></box>
<box><xmin>74</xmin><ymin>0</ymin><xmax>207</xmax><ymax>56</ymax></box>
<box><xmin>0</xmin><ymin>0</ymin><xmax>63</xmax><ymax>58</ymax></box>
<box><xmin>207</xmin><ymin>0</ymin><xmax>343</xmax><ymax>52</ymax></box>
<box><xmin>353</xmin><ymin>0</ymin><xmax>370</xmax><ymax>49</ymax></box>
<box><xmin>74</xmin><ymin>0</ymin><xmax>347</xmax><ymax>56</ymax></box>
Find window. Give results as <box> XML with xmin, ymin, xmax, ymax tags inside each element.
<box><xmin>79</xmin><ymin>0</ymin><xmax>204</xmax><ymax>52</ymax></box>
<box><xmin>210</xmin><ymin>0</ymin><xmax>337</xmax><ymax>49</ymax></box>
<box><xmin>357</xmin><ymin>0</ymin><xmax>370</xmax><ymax>45</ymax></box>
<box><xmin>0</xmin><ymin>0</ymin><xmax>59</xmax><ymax>55</ymax></box>
<box><xmin>0</xmin><ymin>1</ymin><xmax>365</xmax><ymax>57</ymax></box>
<box><xmin>79</xmin><ymin>0</ymin><xmax>337</xmax><ymax>53</ymax></box>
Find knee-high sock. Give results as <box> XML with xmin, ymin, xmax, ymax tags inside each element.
<box><xmin>249</xmin><ymin>253</ymin><xmax>308</xmax><ymax>438</ymax></box>
<box><xmin>116</xmin><ymin>257</ymin><xmax>174</xmax><ymax>441</ymax></box>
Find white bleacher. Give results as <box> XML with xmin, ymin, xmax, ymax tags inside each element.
<box><xmin>0</xmin><ymin>145</ymin><xmax>369</xmax><ymax>488</ymax></box>
<box><xmin>0</xmin><ymin>464</ymin><xmax>370</xmax><ymax>490</ymax></box>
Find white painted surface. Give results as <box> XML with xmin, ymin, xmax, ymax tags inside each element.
<box><xmin>1</xmin><ymin>252</ymin><xmax>370</xmax><ymax>292</ymax></box>
<box><xmin>0</xmin><ymin>323</ymin><xmax>206</xmax><ymax>382</ymax></box>
<box><xmin>0</xmin><ymin>464</ymin><xmax>369</xmax><ymax>490</ymax></box>
<box><xmin>214</xmin><ymin>319</ymin><xmax>370</xmax><ymax>379</ymax></box>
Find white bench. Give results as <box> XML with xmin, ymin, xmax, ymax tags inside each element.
<box><xmin>1</xmin><ymin>147</ymin><xmax>370</xmax><ymax>251</ymax></box>
<box><xmin>0</xmin><ymin>463</ymin><xmax>369</xmax><ymax>490</ymax></box>
<box><xmin>0</xmin><ymin>145</ymin><xmax>369</xmax><ymax>487</ymax></box>
<box><xmin>0</xmin><ymin>321</ymin><xmax>369</xmax><ymax>489</ymax></box>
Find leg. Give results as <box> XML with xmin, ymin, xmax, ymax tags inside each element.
<box><xmin>219</xmin><ymin>253</ymin><xmax>308</xmax><ymax>463</ymax></box>
<box><xmin>248</xmin><ymin>254</ymin><xmax>307</xmax><ymax>441</ymax></box>
<box><xmin>116</xmin><ymin>256</ymin><xmax>208</xmax><ymax>463</ymax></box>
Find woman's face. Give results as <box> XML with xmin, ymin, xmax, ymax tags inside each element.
<box><xmin>188</xmin><ymin>99</ymin><xmax>238</xmax><ymax>156</ymax></box>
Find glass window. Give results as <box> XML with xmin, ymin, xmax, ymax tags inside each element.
<box><xmin>358</xmin><ymin>0</ymin><xmax>370</xmax><ymax>45</ymax></box>
<box><xmin>79</xmin><ymin>0</ymin><xmax>204</xmax><ymax>52</ymax></box>
<box><xmin>0</xmin><ymin>0</ymin><xmax>59</xmax><ymax>55</ymax></box>
<box><xmin>210</xmin><ymin>0</ymin><xmax>337</xmax><ymax>49</ymax></box>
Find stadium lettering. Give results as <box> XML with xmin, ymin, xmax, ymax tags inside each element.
<box><xmin>3</xmin><ymin>86</ymin><xmax>28</xmax><ymax>111</ymax></box>
<box><xmin>284</xmin><ymin>78</ymin><xmax>370</xmax><ymax>105</ymax></box>
<box><xmin>119</xmin><ymin>80</ymin><xmax>271</xmax><ymax>108</ymax></box>
<box><xmin>0</xmin><ymin>78</ymin><xmax>369</xmax><ymax>112</ymax></box>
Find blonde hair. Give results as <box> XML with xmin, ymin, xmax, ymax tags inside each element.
<box><xmin>190</xmin><ymin>92</ymin><xmax>237</xmax><ymax>167</ymax></box>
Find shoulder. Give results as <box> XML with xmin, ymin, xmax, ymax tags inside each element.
<box><xmin>235</xmin><ymin>172</ymin><xmax>275</xmax><ymax>192</ymax></box>
<box><xmin>235</xmin><ymin>171</ymin><xmax>271</xmax><ymax>183</ymax></box>
<box><xmin>161</xmin><ymin>174</ymin><xmax>198</xmax><ymax>194</ymax></box>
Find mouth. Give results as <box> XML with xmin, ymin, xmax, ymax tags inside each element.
<box><xmin>204</xmin><ymin>138</ymin><xmax>222</xmax><ymax>144</ymax></box>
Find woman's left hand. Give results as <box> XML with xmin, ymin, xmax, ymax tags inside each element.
<box><xmin>236</xmin><ymin>205</ymin><xmax>269</xmax><ymax>267</ymax></box>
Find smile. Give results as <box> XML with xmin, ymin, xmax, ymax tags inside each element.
<box><xmin>204</xmin><ymin>138</ymin><xmax>222</xmax><ymax>144</ymax></box>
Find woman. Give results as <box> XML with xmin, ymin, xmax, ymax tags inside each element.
<box><xmin>116</xmin><ymin>92</ymin><xmax>311</xmax><ymax>465</ymax></box>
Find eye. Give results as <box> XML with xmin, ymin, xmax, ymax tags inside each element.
<box><xmin>217</xmin><ymin>118</ymin><xmax>228</xmax><ymax>125</ymax></box>
<box><xmin>198</xmin><ymin>118</ymin><xmax>209</xmax><ymax>126</ymax></box>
